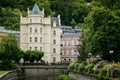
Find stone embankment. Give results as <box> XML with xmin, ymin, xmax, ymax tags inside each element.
<box><xmin>0</xmin><ymin>70</ymin><xmax>18</xmax><ymax>80</ymax></box>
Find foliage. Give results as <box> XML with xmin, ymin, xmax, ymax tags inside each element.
<box><xmin>23</xmin><ymin>50</ymin><xmax>44</xmax><ymax>62</ymax></box>
<box><xmin>0</xmin><ymin>34</ymin><xmax>21</xmax><ymax>62</ymax></box>
<box><xmin>68</xmin><ymin>60</ymin><xmax>120</xmax><ymax>79</ymax></box>
<box><xmin>68</xmin><ymin>62</ymin><xmax>75</xmax><ymax>71</ymax></box>
<box><xmin>77</xmin><ymin>62</ymin><xmax>87</xmax><ymax>73</ymax></box>
<box><xmin>83</xmin><ymin>0</ymin><xmax>120</xmax><ymax>62</ymax></box>
<box><xmin>77</xmin><ymin>41</ymin><xmax>88</xmax><ymax>62</ymax></box>
<box><xmin>93</xmin><ymin>61</ymin><xmax>107</xmax><ymax>74</ymax></box>
<box><xmin>0</xmin><ymin>0</ymin><xmax>91</xmax><ymax>30</ymax></box>
<box><xmin>85</xmin><ymin>64</ymin><xmax>94</xmax><ymax>74</ymax></box>
<box><xmin>0</xmin><ymin>34</ymin><xmax>22</xmax><ymax>70</ymax></box>
<box><xmin>98</xmin><ymin>63</ymin><xmax>120</xmax><ymax>79</ymax></box>
<box><xmin>58</xmin><ymin>74</ymin><xmax>75</xmax><ymax>80</ymax></box>
<box><xmin>0</xmin><ymin>8</ymin><xmax>20</xmax><ymax>30</ymax></box>
<box><xmin>78</xmin><ymin>65</ymin><xmax>86</xmax><ymax>73</ymax></box>
<box><xmin>0</xmin><ymin>60</ymin><xmax>17</xmax><ymax>70</ymax></box>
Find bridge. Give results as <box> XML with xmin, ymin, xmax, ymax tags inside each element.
<box><xmin>17</xmin><ymin>64</ymin><xmax>68</xmax><ymax>77</ymax></box>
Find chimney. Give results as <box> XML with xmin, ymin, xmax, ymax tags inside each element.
<box><xmin>58</xmin><ymin>14</ymin><xmax>61</xmax><ymax>26</ymax></box>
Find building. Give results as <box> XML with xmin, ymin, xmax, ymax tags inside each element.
<box><xmin>20</xmin><ymin>4</ymin><xmax>61</xmax><ymax>63</ymax></box>
<box><xmin>0</xmin><ymin>27</ymin><xmax>20</xmax><ymax>46</ymax></box>
<box><xmin>61</xmin><ymin>26</ymin><xmax>82</xmax><ymax>62</ymax></box>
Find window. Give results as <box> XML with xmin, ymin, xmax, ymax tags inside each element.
<box><xmin>68</xmin><ymin>42</ymin><xmax>70</xmax><ymax>46</ymax></box>
<box><xmin>69</xmin><ymin>50</ymin><xmax>71</xmax><ymax>55</ymax></box>
<box><xmin>64</xmin><ymin>50</ymin><xmax>66</xmax><ymax>55</ymax></box>
<box><xmin>40</xmin><ymin>37</ymin><xmax>42</xmax><ymax>43</ymax></box>
<box><xmin>30</xmin><ymin>27</ymin><xmax>32</xmax><ymax>33</ymax></box>
<box><xmin>40</xmin><ymin>19</ymin><xmax>42</xmax><ymax>23</ymax></box>
<box><xmin>53</xmin><ymin>39</ymin><xmax>56</xmax><ymax>44</ymax></box>
<box><xmin>35</xmin><ymin>27</ymin><xmax>37</xmax><ymax>33</ymax></box>
<box><xmin>30</xmin><ymin>19</ymin><xmax>32</xmax><ymax>23</ymax></box>
<box><xmin>53</xmin><ymin>57</ymin><xmax>56</xmax><ymax>63</ymax></box>
<box><xmin>53</xmin><ymin>31</ymin><xmax>56</xmax><ymax>35</ymax></box>
<box><xmin>35</xmin><ymin>47</ymin><xmax>37</xmax><ymax>50</ymax></box>
<box><xmin>29</xmin><ymin>47</ymin><xmax>32</xmax><ymax>50</ymax></box>
<box><xmin>53</xmin><ymin>48</ymin><xmax>56</xmax><ymax>53</ymax></box>
<box><xmin>40</xmin><ymin>28</ymin><xmax>42</xmax><ymax>33</ymax></box>
<box><xmin>29</xmin><ymin>37</ymin><xmax>32</xmax><ymax>42</ymax></box>
<box><xmin>35</xmin><ymin>37</ymin><xmax>37</xmax><ymax>42</ymax></box>
<box><xmin>40</xmin><ymin>47</ymin><xmax>42</xmax><ymax>51</ymax></box>
<box><xmin>64</xmin><ymin>41</ymin><xmax>66</xmax><ymax>46</ymax></box>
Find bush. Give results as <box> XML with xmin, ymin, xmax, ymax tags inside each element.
<box><xmin>98</xmin><ymin>63</ymin><xmax>120</xmax><ymax>79</ymax></box>
<box><xmin>78</xmin><ymin>65</ymin><xmax>86</xmax><ymax>73</ymax></box>
<box><xmin>0</xmin><ymin>60</ymin><xmax>17</xmax><ymax>70</ymax></box>
<box><xmin>74</xmin><ymin>63</ymin><xmax>80</xmax><ymax>71</ymax></box>
<box><xmin>93</xmin><ymin>60</ymin><xmax>107</xmax><ymax>74</ymax></box>
<box><xmin>58</xmin><ymin>75</ymin><xmax>75</xmax><ymax>80</ymax></box>
<box><xmin>85</xmin><ymin>64</ymin><xmax>95</xmax><ymax>74</ymax></box>
<box><xmin>68</xmin><ymin>62</ymin><xmax>75</xmax><ymax>71</ymax></box>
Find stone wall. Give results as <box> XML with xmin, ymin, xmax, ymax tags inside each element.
<box><xmin>20</xmin><ymin>65</ymin><xmax>68</xmax><ymax>76</ymax></box>
<box><xmin>69</xmin><ymin>72</ymin><xmax>98</xmax><ymax>80</ymax></box>
<box><xmin>0</xmin><ymin>70</ymin><xmax>18</xmax><ymax>80</ymax></box>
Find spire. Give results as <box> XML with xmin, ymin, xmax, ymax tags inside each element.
<box><xmin>31</xmin><ymin>3</ymin><xmax>41</xmax><ymax>14</ymax></box>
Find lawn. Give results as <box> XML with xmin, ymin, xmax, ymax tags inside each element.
<box><xmin>0</xmin><ymin>70</ymin><xmax>9</xmax><ymax>75</ymax></box>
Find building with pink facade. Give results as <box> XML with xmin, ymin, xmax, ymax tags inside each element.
<box><xmin>60</xmin><ymin>26</ymin><xmax>82</xmax><ymax>62</ymax></box>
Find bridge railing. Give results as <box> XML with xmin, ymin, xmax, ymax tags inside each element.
<box><xmin>20</xmin><ymin>62</ymin><xmax>70</xmax><ymax>66</ymax></box>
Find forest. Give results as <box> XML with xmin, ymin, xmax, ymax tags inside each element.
<box><xmin>0</xmin><ymin>0</ymin><xmax>91</xmax><ymax>30</ymax></box>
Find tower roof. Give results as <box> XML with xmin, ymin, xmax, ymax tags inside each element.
<box><xmin>31</xmin><ymin>3</ymin><xmax>41</xmax><ymax>14</ymax></box>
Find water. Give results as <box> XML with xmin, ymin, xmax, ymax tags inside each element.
<box><xmin>16</xmin><ymin>74</ymin><xmax>59</xmax><ymax>80</ymax></box>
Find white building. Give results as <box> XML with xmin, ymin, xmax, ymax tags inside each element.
<box><xmin>20</xmin><ymin>3</ymin><xmax>61</xmax><ymax>63</ymax></box>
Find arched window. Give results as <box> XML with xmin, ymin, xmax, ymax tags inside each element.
<box><xmin>53</xmin><ymin>39</ymin><xmax>56</xmax><ymax>44</ymax></box>
<box><xmin>53</xmin><ymin>48</ymin><xmax>56</xmax><ymax>53</ymax></box>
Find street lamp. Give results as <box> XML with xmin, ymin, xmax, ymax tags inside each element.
<box><xmin>109</xmin><ymin>50</ymin><xmax>114</xmax><ymax>54</ymax></box>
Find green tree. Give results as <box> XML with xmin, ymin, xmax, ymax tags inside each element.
<box><xmin>0</xmin><ymin>7</ymin><xmax>20</xmax><ymax>30</ymax></box>
<box><xmin>23</xmin><ymin>50</ymin><xmax>44</xmax><ymax>62</ymax></box>
<box><xmin>0</xmin><ymin>34</ymin><xmax>21</xmax><ymax>69</ymax></box>
<box><xmin>0</xmin><ymin>34</ymin><xmax>20</xmax><ymax>61</ymax></box>
<box><xmin>84</xmin><ymin>3</ymin><xmax>120</xmax><ymax>62</ymax></box>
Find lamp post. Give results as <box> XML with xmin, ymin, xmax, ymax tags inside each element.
<box><xmin>109</xmin><ymin>50</ymin><xmax>114</xmax><ymax>54</ymax></box>
<box><xmin>109</xmin><ymin>50</ymin><xmax>114</xmax><ymax>61</ymax></box>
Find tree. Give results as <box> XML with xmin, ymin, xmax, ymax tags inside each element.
<box><xmin>0</xmin><ymin>34</ymin><xmax>20</xmax><ymax>61</ymax></box>
<box><xmin>0</xmin><ymin>34</ymin><xmax>21</xmax><ymax>69</ymax></box>
<box><xmin>0</xmin><ymin>7</ymin><xmax>20</xmax><ymax>30</ymax></box>
<box><xmin>23</xmin><ymin>50</ymin><xmax>44</xmax><ymax>63</ymax></box>
<box><xmin>78</xmin><ymin>41</ymin><xmax>88</xmax><ymax>62</ymax></box>
<box><xmin>84</xmin><ymin>3</ymin><xmax>120</xmax><ymax>62</ymax></box>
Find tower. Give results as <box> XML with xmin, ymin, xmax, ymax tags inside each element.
<box><xmin>20</xmin><ymin>3</ymin><xmax>61</xmax><ymax>63</ymax></box>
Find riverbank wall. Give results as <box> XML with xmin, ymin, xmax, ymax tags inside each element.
<box><xmin>0</xmin><ymin>70</ymin><xmax>18</xmax><ymax>80</ymax></box>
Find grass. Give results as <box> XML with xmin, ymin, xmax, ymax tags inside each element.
<box><xmin>0</xmin><ymin>70</ymin><xmax>10</xmax><ymax>75</ymax></box>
